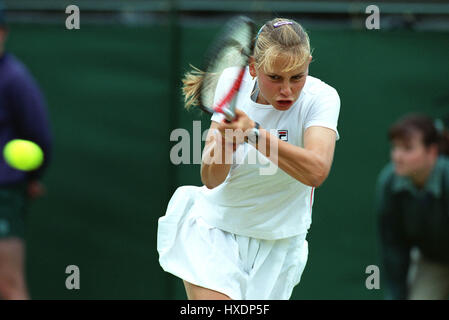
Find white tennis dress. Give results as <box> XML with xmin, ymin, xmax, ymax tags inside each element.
<box><xmin>157</xmin><ymin>67</ymin><xmax>340</xmax><ymax>299</ymax></box>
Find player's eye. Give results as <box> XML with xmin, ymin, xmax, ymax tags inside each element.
<box><xmin>268</xmin><ymin>75</ymin><xmax>280</xmax><ymax>80</ymax></box>
<box><xmin>292</xmin><ymin>75</ymin><xmax>303</xmax><ymax>81</ymax></box>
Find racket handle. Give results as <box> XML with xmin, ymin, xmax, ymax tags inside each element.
<box><xmin>222</xmin><ymin>107</ymin><xmax>235</xmax><ymax>121</ymax></box>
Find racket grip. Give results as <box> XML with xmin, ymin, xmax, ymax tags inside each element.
<box><xmin>222</xmin><ymin>107</ymin><xmax>235</xmax><ymax>122</ymax></box>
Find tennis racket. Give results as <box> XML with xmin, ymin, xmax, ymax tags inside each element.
<box><xmin>198</xmin><ymin>16</ymin><xmax>255</xmax><ymax>122</ymax></box>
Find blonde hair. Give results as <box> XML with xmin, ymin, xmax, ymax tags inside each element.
<box><xmin>254</xmin><ymin>18</ymin><xmax>311</xmax><ymax>73</ymax></box>
<box><xmin>182</xmin><ymin>65</ymin><xmax>205</xmax><ymax>110</ymax></box>
<box><xmin>181</xmin><ymin>17</ymin><xmax>311</xmax><ymax>110</ymax></box>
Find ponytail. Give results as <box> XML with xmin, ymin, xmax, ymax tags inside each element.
<box><xmin>181</xmin><ymin>65</ymin><xmax>205</xmax><ymax>110</ymax></box>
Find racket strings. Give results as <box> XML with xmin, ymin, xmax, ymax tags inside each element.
<box><xmin>199</xmin><ymin>16</ymin><xmax>255</xmax><ymax>113</ymax></box>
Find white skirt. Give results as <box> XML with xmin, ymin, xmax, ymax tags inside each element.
<box><xmin>157</xmin><ymin>185</ymin><xmax>309</xmax><ymax>300</ymax></box>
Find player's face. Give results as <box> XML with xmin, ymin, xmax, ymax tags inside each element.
<box><xmin>253</xmin><ymin>55</ymin><xmax>311</xmax><ymax>111</ymax></box>
<box><xmin>391</xmin><ymin>131</ymin><xmax>435</xmax><ymax>177</ymax></box>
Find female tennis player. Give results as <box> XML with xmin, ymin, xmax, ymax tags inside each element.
<box><xmin>157</xmin><ymin>17</ymin><xmax>341</xmax><ymax>300</ymax></box>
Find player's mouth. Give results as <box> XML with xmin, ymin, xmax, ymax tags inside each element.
<box><xmin>276</xmin><ymin>100</ymin><xmax>293</xmax><ymax>108</ymax></box>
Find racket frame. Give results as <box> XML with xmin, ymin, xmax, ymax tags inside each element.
<box><xmin>198</xmin><ymin>16</ymin><xmax>256</xmax><ymax>121</ymax></box>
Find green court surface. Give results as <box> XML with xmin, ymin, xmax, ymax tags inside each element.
<box><xmin>6</xmin><ymin>23</ymin><xmax>449</xmax><ymax>299</ymax></box>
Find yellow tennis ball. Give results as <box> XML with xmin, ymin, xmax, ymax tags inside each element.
<box><xmin>3</xmin><ymin>139</ymin><xmax>44</xmax><ymax>171</ymax></box>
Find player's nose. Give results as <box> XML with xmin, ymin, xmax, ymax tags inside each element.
<box><xmin>279</xmin><ymin>82</ymin><xmax>292</xmax><ymax>97</ymax></box>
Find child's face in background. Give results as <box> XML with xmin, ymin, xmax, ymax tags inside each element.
<box><xmin>391</xmin><ymin>131</ymin><xmax>436</xmax><ymax>177</ymax></box>
<box><xmin>251</xmin><ymin>55</ymin><xmax>311</xmax><ymax>111</ymax></box>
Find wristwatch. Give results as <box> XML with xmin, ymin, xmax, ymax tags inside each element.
<box><xmin>247</xmin><ymin>121</ymin><xmax>260</xmax><ymax>145</ymax></box>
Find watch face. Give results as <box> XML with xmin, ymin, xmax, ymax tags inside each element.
<box><xmin>248</xmin><ymin>128</ymin><xmax>258</xmax><ymax>144</ymax></box>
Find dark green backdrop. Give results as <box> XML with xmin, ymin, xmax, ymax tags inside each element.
<box><xmin>6</xmin><ymin>22</ymin><xmax>449</xmax><ymax>299</ymax></box>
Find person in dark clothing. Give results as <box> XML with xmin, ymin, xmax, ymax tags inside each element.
<box><xmin>377</xmin><ymin>113</ymin><xmax>449</xmax><ymax>300</ymax></box>
<box><xmin>0</xmin><ymin>9</ymin><xmax>52</xmax><ymax>299</ymax></box>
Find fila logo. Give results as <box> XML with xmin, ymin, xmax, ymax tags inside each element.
<box><xmin>278</xmin><ymin>130</ymin><xmax>288</xmax><ymax>141</ymax></box>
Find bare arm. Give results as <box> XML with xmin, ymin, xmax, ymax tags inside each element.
<box><xmin>256</xmin><ymin>125</ymin><xmax>336</xmax><ymax>187</ymax></box>
<box><xmin>200</xmin><ymin>121</ymin><xmax>233</xmax><ymax>189</ymax></box>
<box><xmin>202</xmin><ymin>109</ymin><xmax>337</xmax><ymax>188</ymax></box>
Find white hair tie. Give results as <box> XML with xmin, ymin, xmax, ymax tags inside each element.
<box><xmin>273</xmin><ymin>21</ymin><xmax>293</xmax><ymax>28</ymax></box>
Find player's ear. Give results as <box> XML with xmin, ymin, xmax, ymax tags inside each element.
<box><xmin>249</xmin><ymin>57</ymin><xmax>257</xmax><ymax>78</ymax></box>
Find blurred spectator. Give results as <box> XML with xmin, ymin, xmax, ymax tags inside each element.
<box><xmin>376</xmin><ymin>113</ymin><xmax>449</xmax><ymax>300</ymax></box>
<box><xmin>0</xmin><ymin>7</ymin><xmax>52</xmax><ymax>299</ymax></box>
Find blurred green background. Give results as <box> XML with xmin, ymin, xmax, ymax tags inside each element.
<box><xmin>3</xmin><ymin>0</ymin><xmax>449</xmax><ymax>299</ymax></box>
